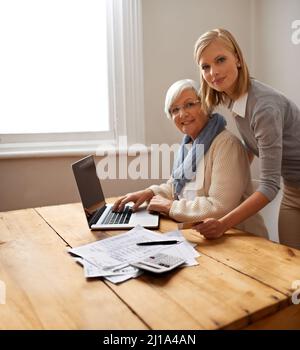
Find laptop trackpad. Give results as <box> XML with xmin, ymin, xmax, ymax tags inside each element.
<box><xmin>130</xmin><ymin>209</ymin><xmax>158</xmax><ymax>225</ymax></box>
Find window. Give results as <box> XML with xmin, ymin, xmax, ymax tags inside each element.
<box><xmin>0</xmin><ymin>0</ymin><xmax>145</xmax><ymax>157</ymax></box>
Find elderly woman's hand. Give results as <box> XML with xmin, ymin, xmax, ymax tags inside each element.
<box><xmin>193</xmin><ymin>218</ymin><xmax>226</xmax><ymax>239</ymax></box>
<box><xmin>147</xmin><ymin>195</ymin><xmax>173</xmax><ymax>215</ymax></box>
<box><xmin>112</xmin><ymin>189</ymin><xmax>154</xmax><ymax>212</ymax></box>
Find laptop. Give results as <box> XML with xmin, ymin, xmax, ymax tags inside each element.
<box><xmin>72</xmin><ymin>155</ymin><xmax>160</xmax><ymax>230</ymax></box>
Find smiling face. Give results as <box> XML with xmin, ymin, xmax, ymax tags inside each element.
<box><xmin>171</xmin><ymin>88</ymin><xmax>208</xmax><ymax>140</ymax></box>
<box><xmin>199</xmin><ymin>38</ymin><xmax>240</xmax><ymax>99</ymax></box>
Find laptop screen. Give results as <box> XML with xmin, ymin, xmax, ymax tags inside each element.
<box><xmin>72</xmin><ymin>155</ymin><xmax>106</xmax><ymax>224</ymax></box>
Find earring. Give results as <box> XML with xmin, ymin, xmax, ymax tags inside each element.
<box><xmin>237</xmin><ymin>62</ymin><xmax>241</xmax><ymax>68</ymax></box>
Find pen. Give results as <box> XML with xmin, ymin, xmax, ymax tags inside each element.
<box><xmin>136</xmin><ymin>240</ymin><xmax>179</xmax><ymax>246</ymax></box>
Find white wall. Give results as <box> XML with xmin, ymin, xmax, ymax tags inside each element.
<box><xmin>249</xmin><ymin>0</ymin><xmax>300</xmax><ymax>179</ymax></box>
<box><xmin>253</xmin><ymin>0</ymin><xmax>300</xmax><ymax>106</ymax></box>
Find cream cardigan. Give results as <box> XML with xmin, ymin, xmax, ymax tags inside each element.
<box><xmin>149</xmin><ymin>130</ymin><xmax>268</xmax><ymax>238</ymax></box>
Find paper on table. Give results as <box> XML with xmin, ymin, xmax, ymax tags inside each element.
<box><xmin>163</xmin><ymin>243</ymin><xmax>199</xmax><ymax>266</ymax></box>
<box><xmin>161</xmin><ymin>229</ymin><xmax>200</xmax><ymax>266</ymax></box>
<box><xmin>70</xmin><ymin>225</ymin><xmax>201</xmax><ymax>283</ymax></box>
<box><xmin>83</xmin><ymin>260</ymin><xmax>132</xmax><ymax>278</ymax></box>
<box><xmin>75</xmin><ymin>258</ymin><xmax>140</xmax><ymax>283</ymax></box>
<box><xmin>69</xmin><ymin>225</ymin><xmax>178</xmax><ymax>267</ymax></box>
<box><xmin>76</xmin><ymin>258</ymin><xmax>136</xmax><ymax>277</ymax></box>
<box><xmin>164</xmin><ymin>230</ymin><xmax>200</xmax><ymax>254</ymax></box>
<box><xmin>69</xmin><ymin>245</ymin><xmax>122</xmax><ymax>268</ymax></box>
<box><xmin>105</xmin><ymin>270</ymin><xmax>143</xmax><ymax>284</ymax></box>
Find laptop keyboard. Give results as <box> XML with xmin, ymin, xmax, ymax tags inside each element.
<box><xmin>102</xmin><ymin>206</ymin><xmax>132</xmax><ymax>225</ymax></box>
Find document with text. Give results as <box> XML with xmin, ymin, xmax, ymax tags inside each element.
<box><xmin>69</xmin><ymin>225</ymin><xmax>200</xmax><ymax>283</ymax></box>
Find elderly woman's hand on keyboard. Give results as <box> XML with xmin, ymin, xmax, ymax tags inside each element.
<box><xmin>112</xmin><ymin>189</ymin><xmax>154</xmax><ymax>212</ymax></box>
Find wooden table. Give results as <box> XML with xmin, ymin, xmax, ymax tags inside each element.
<box><xmin>0</xmin><ymin>202</ymin><xmax>300</xmax><ymax>330</ymax></box>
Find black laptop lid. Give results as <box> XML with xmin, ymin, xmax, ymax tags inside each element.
<box><xmin>72</xmin><ymin>155</ymin><xmax>106</xmax><ymax>226</ymax></box>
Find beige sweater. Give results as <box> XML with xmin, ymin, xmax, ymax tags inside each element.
<box><xmin>149</xmin><ymin>130</ymin><xmax>268</xmax><ymax>238</ymax></box>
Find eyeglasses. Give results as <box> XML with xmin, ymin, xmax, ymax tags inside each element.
<box><xmin>170</xmin><ymin>100</ymin><xmax>200</xmax><ymax>119</ymax></box>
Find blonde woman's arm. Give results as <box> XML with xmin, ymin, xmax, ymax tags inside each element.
<box><xmin>194</xmin><ymin>191</ymin><xmax>269</xmax><ymax>238</ymax></box>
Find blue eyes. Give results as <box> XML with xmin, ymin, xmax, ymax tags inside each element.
<box><xmin>201</xmin><ymin>56</ymin><xmax>226</xmax><ymax>71</ymax></box>
<box><xmin>217</xmin><ymin>56</ymin><xmax>226</xmax><ymax>63</ymax></box>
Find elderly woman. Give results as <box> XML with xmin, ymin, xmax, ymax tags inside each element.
<box><xmin>113</xmin><ymin>79</ymin><xmax>266</xmax><ymax>237</ymax></box>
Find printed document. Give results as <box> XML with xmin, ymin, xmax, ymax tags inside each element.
<box><xmin>69</xmin><ymin>225</ymin><xmax>200</xmax><ymax>283</ymax></box>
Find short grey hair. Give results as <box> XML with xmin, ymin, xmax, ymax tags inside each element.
<box><xmin>164</xmin><ymin>79</ymin><xmax>200</xmax><ymax>119</ymax></box>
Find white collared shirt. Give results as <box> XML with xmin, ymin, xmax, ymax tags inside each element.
<box><xmin>231</xmin><ymin>92</ymin><xmax>248</xmax><ymax>118</ymax></box>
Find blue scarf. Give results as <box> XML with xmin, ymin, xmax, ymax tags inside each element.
<box><xmin>172</xmin><ymin>113</ymin><xmax>227</xmax><ymax>198</ymax></box>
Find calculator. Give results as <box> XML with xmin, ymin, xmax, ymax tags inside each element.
<box><xmin>131</xmin><ymin>252</ymin><xmax>185</xmax><ymax>273</ymax></box>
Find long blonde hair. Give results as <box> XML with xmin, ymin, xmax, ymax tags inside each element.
<box><xmin>194</xmin><ymin>28</ymin><xmax>250</xmax><ymax>113</ymax></box>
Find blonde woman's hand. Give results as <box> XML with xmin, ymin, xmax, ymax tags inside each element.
<box><xmin>193</xmin><ymin>218</ymin><xmax>225</xmax><ymax>239</ymax></box>
<box><xmin>147</xmin><ymin>195</ymin><xmax>172</xmax><ymax>215</ymax></box>
<box><xmin>112</xmin><ymin>189</ymin><xmax>154</xmax><ymax>212</ymax></box>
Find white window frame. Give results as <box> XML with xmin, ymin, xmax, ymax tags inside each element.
<box><xmin>0</xmin><ymin>0</ymin><xmax>145</xmax><ymax>158</ymax></box>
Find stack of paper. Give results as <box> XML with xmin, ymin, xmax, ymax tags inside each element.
<box><xmin>68</xmin><ymin>225</ymin><xmax>200</xmax><ymax>284</ymax></box>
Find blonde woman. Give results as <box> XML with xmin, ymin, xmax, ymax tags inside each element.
<box><xmin>193</xmin><ymin>28</ymin><xmax>300</xmax><ymax>249</ymax></box>
<box><xmin>113</xmin><ymin>79</ymin><xmax>266</xmax><ymax>237</ymax></box>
